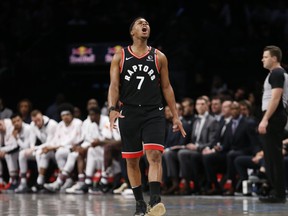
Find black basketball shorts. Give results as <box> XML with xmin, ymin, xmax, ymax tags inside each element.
<box><xmin>119</xmin><ymin>104</ymin><xmax>165</xmax><ymax>158</ymax></box>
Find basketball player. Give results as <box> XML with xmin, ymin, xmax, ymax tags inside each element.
<box><xmin>15</xmin><ymin>109</ymin><xmax>58</xmax><ymax>193</ymax></box>
<box><xmin>43</xmin><ymin>103</ymin><xmax>83</xmax><ymax>192</ymax></box>
<box><xmin>108</xmin><ymin>17</ymin><xmax>186</xmax><ymax>216</ymax></box>
<box><xmin>0</xmin><ymin>118</ymin><xmax>19</xmax><ymax>190</ymax></box>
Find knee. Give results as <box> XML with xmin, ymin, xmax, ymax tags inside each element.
<box><xmin>55</xmin><ymin>148</ymin><xmax>67</xmax><ymax>160</ymax></box>
<box><xmin>163</xmin><ymin>150</ymin><xmax>172</xmax><ymax>160</ymax></box>
<box><xmin>177</xmin><ymin>150</ymin><xmax>189</xmax><ymax>161</ymax></box>
<box><xmin>147</xmin><ymin>150</ymin><xmax>162</xmax><ymax>165</ymax></box>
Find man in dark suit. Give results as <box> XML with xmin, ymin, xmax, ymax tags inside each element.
<box><xmin>202</xmin><ymin>100</ymin><xmax>233</xmax><ymax>195</ymax></box>
<box><xmin>177</xmin><ymin>96</ymin><xmax>219</xmax><ymax>194</ymax></box>
<box><xmin>222</xmin><ymin>101</ymin><xmax>258</xmax><ymax>195</ymax></box>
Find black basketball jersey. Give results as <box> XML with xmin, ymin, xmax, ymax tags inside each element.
<box><xmin>119</xmin><ymin>46</ymin><xmax>162</xmax><ymax>106</ymax></box>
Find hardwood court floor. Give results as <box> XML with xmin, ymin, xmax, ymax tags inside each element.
<box><xmin>0</xmin><ymin>193</ymin><xmax>287</xmax><ymax>216</ymax></box>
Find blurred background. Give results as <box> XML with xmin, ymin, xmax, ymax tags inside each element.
<box><xmin>1</xmin><ymin>0</ymin><xmax>288</xmax><ymax>115</ymax></box>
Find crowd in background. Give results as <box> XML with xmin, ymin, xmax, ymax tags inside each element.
<box><xmin>1</xmin><ymin>89</ymin><xmax>288</xmax><ymax>197</ymax></box>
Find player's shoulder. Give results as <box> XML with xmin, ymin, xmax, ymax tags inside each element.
<box><xmin>153</xmin><ymin>47</ymin><xmax>167</xmax><ymax>66</ymax></box>
<box><xmin>112</xmin><ymin>46</ymin><xmax>125</xmax><ymax>61</ymax></box>
<box><xmin>72</xmin><ymin>118</ymin><xmax>83</xmax><ymax>126</ymax></box>
<box><xmin>151</xmin><ymin>46</ymin><xmax>164</xmax><ymax>57</ymax></box>
<box><xmin>271</xmin><ymin>67</ymin><xmax>286</xmax><ymax>78</ymax></box>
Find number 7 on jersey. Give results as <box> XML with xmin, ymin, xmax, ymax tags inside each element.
<box><xmin>136</xmin><ymin>76</ymin><xmax>145</xmax><ymax>90</ymax></box>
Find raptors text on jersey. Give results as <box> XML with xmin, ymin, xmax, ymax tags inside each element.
<box><xmin>120</xmin><ymin>46</ymin><xmax>162</xmax><ymax>106</ymax></box>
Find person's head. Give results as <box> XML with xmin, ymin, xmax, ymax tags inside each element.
<box><xmin>88</xmin><ymin>107</ymin><xmax>101</xmax><ymax>123</ymax></box>
<box><xmin>231</xmin><ymin>101</ymin><xmax>241</xmax><ymax>119</ymax></box>
<box><xmin>11</xmin><ymin>113</ymin><xmax>23</xmax><ymax>130</ymax></box>
<box><xmin>17</xmin><ymin>98</ymin><xmax>32</xmax><ymax>116</ymax></box>
<box><xmin>129</xmin><ymin>17</ymin><xmax>150</xmax><ymax>41</ymax></box>
<box><xmin>262</xmin><ymin>45</ymin><xmax>282</xmax><ymax>70</ymax></box>
<box><xmin>221</xmin><ymin>100</ymin><xmax>232</xmax><ymax>118</ymax></box>
<box><xmin>73</xmin><ymin>106</ymin><xmax>82</xmax><ymax>119</ymax></box>
<box><xmin>176</xmin><ymin>102</ymin><xmax>183</xmax><ymax>117</ymax></box>
<box><xmin>86</xmin><ymin>98</ymin><xmax>98</xmax><ymax>111</ymax></box>
<box><xmin>31</xmin><ymin>109</ymin><xmax>44</xmax><ymax>128</ymax></box>
<box><xmin>239</xmin><ymin>100</ymin><xmax>252</xmax><ymax>117</ymax></box>
<box><xmin>248</xmin><ymin>92</ymin><xmax>255</xmax><ymax>105</ymax></box>
<box><xmin>210</xmin><ymin>96</ymin><xmax>222</xmax><ymax>115</ymax></box>
<box><xmin>195</xmin><ymin>96</ymin><xmax>209</xmax><ymax>115</ymax></box>
<box><xmin>181</xmin><ymin>97</ymin><xmax>194</xmax><ymax>117</ymax></box>
<box><xmin>233</xmin><ymin>87</ymin><xmax>246</xmax><ymax>101</ymax></box>
<box><xmin>201</xmin><ymin>95</ymin><xmax>211</xmax><ymax>111</ymax></box>
<box><xmin>58</xmin><ymin>103</ymin><xmax>74</xmax><ymax>125</ymax></box>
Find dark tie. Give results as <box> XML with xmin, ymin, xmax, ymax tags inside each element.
<box><xmin>232</xmin><ymin>120</ymin><xmax>238</xmax><ymax>135</ymax></box>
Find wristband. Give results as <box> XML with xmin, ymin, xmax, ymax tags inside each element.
<box><xmin>108</xmin><ymin>106</ymin><xmax>116</xmax><ymax>115</ymax></box>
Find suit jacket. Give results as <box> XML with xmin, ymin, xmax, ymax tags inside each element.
<box><xmin>190</xmin><ymin>114</ymin><xmax>219</xmax><ymax>152</ymax></box>
<box><xmin>211</xmin><ymin>116</ymin><xmax>230</xmax><ymax>149</ymax></box>
<box><xmin>222</xmin><ymin>116</ymin><xmax>257</xmax><ymax>154</ymax></box>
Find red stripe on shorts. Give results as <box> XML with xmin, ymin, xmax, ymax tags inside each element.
<box><xmin>144</xmin><ymin>144</ymin><xmax>164</xmax><ymax>152</ymax></box>
<box><xmin>122</xmin><ymin>151</ymin><xmax>144</xmax><ymax>158</ymax></box>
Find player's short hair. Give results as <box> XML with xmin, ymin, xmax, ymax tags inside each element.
<box><xmin>58</xmin><ymin>103</ymin><xmax>74</xmax><ymax>116</ymax></box>
<box><xmin>181</xmin><ymin>97</ymin><xmax>194</xmax><ymax>106</ymax></box>
<box><xmin>10</xmin><ymin>113</ymin><xmax>22</xmax><ymax>120</ymax></box>
<box><xmin>31</xmin><ymin>109</ymin><xmax>42</xmax><ymax>117</ymax></box>
<box><xmin>129</xmin><ymin>16</ymin><xmax>145</xmax><ymax>34</ymax></box>
<box><xmin>263</xmin><ymin>45</ymin><xmax>282</xmax><ymax>62</ymax></box>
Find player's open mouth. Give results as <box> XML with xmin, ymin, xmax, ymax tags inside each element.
<box><xmin>142</xmin><ymin>27</ymin><xmax>147</xmax><ymax>32</ymax></box>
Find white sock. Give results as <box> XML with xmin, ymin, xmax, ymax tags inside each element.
<box><xmin>78</xmin><ymin>173</ymin><xmax>85</xmax><ymax>182</ymax></box>
<box><xmin>85</xmin><ymin>178</ymin><xmax>92</xmax><ymax>185</ymax></box>
<box><xmin>21</xmin><ymin>178</ymin><xmax>27</xmax><ymax>185</ymax></box>
<box><xmin>100</xmin><ymin>177</ymin><xmax>108</xmax><ymax>185</ymax></box>
<box><xmin>37</xmin><ymin>175</ymin><xmax>45</xmax><ymax>185</ymax></box>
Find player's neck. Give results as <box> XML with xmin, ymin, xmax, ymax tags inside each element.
<box><xmin>130</xmin><ymin>41</ymin><xmax>149</xmax><ymax>56</ymax></box>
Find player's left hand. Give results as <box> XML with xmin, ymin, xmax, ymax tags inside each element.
<box><xmin>109</xmin><ymin>110</ymin><xmax>124</xmax><ymax>130</ymax></box>
<box><xmin>172</xmin><ymin>118</ymin><xmax>186</xmax><ymax>138</ymax></box>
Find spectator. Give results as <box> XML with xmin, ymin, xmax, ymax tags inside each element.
<box><xmin>0</xmin><ymin>97</ymin><xmax>13</xmax><ymax>119</ymax></box>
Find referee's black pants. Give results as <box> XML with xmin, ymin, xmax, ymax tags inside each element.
<box><xmin>262</xmin><ymin>111</ymin><xmax>287</xmax><ymax>199</ymax></box>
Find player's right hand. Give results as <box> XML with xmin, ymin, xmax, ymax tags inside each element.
<box><xmin>109</xmin><ymin>110</ymin><xmax>124</xmax><ymax>130</ymax></box>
